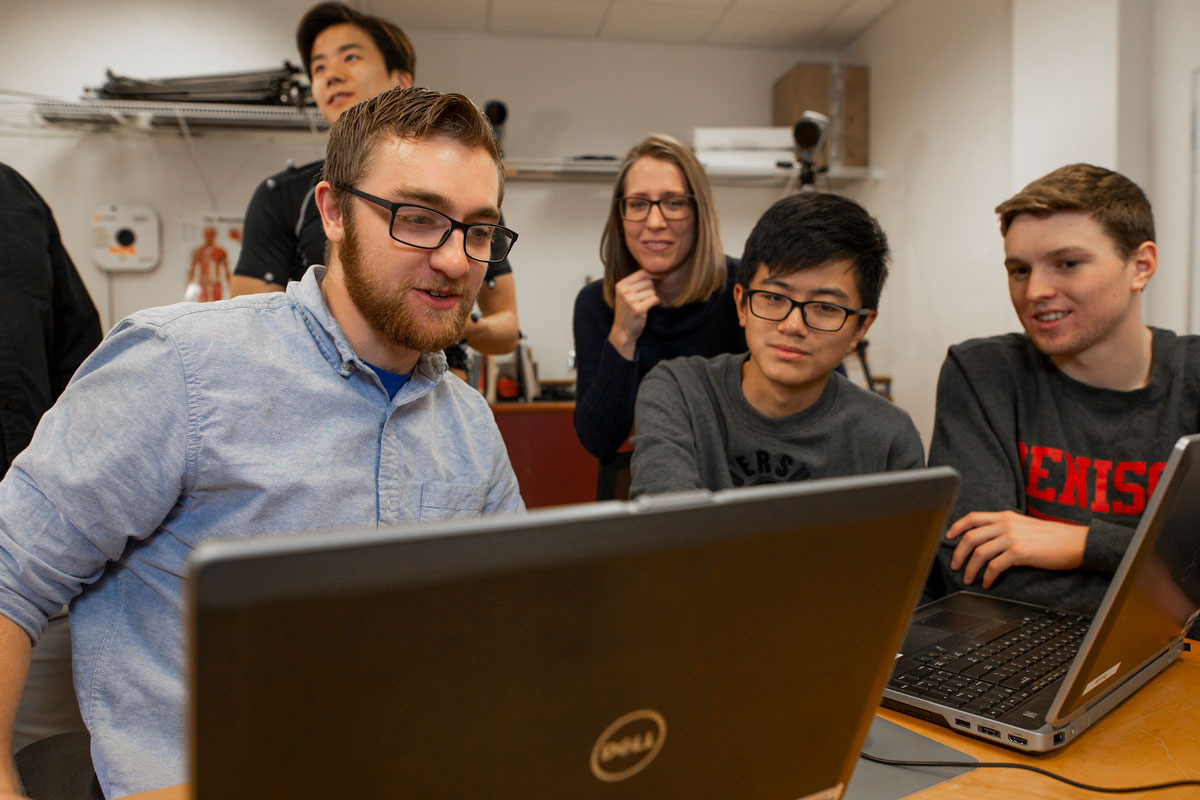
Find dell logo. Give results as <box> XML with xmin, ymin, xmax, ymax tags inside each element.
<box><xmin>600</xmin><ymin>730</ymin><xmax>656</xmax><ymax>763</ymax></box>
<box><xmin>589</xmin><ymin>709</ymin><xmax>667</xmax><ymax>782</ymax></box>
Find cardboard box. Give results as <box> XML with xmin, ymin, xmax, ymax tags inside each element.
<box><xmin>772</xmin><ymin>63</ymin><xmax>869</xmax><ymax>168</ymax></box>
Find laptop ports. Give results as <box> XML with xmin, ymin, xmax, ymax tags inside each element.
<box><xmin>978</xmin><ymin>725</ymin><xmax>1000</xmax><ymax>738</ymax></box>
<box><xmin>954</xmin><ymin>718</ymin><xmax>971</xmax><ymax>728</ymax></box>
<box><xmin>1008</xmin><ymin>734</ymin><xmax>1028</xmax><ymax>746</ymax></box>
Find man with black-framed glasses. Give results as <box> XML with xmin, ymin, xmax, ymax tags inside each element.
<box><xmin>0</xmin><ymin>86</ymin><xmax>523</xmax><ymax>799</ymax></box>
<box><xmin>232</xmin><ymin>2</ymin><xmax>521</xmax><ymax>377</ymax></box>
<box><xmin>629</xmin><ymin>192</ymin><xmax>923</xmax><ymax>497</ymax></box>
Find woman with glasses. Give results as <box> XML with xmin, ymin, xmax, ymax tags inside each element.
<box><xmin>572</xmin><ymin>134</ymin><xmax>746</xmax><ymax>471</ymax></box>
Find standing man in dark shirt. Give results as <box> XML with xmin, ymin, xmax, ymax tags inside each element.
<box><xmin>0</xmin><ymin>164</ymin><xmax>101</xmax><ymax>479</ymax></box>
<box><xmin>0</xmin><ymin>162</ymin><xmax>101</xmax><ymax>754</ymax></box>
<box><xmin>232</xmin><ymin>2</ymin><xmax>519</xmax><ymax>364</ymax></box>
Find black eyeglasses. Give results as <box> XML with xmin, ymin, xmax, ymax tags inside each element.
<box><xmin>745</xmin><ymin>290</ymin><xmax>871</xmax><ymax>332</ymax></box>
<box><xmin>618</xmin><ymin>194</ymin><xmax>695</xmax><ymax>222</ymax></box>
<box><xmin>338</xmin><ymin>185</ymin><xmax>518</xmax><ymax>263</ymax></box>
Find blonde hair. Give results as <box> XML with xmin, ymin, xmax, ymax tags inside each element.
<box><xmin>599</xmin><ymin>134</ymin><xmax>725</xmax><ymax>307</ymax></box>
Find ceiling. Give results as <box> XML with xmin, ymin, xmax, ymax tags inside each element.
<box><xmin>370</xmin><ymin>0</ymin><xmax>898</xmax><ymax>50</ymax></box>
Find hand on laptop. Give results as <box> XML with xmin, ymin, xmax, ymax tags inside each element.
<box><xmin>946</xmin><ymin>510</ymin><xmax>1087</xmax><ymax>588</ymax></box>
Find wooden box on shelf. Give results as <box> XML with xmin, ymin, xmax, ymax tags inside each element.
<box><xmin>772</xmin><ymin>63</ymin><xmax>869</xmax><ymax>170</ymax></box>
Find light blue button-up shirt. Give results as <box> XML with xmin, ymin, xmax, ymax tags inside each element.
<box><xmin>0</xmin><ymin>266</ymin><xmax>523</xmax><ymax>798</ymax></box>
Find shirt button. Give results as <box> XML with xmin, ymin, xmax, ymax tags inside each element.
<box><xmin>340</xmin><ymin>361</ymin><xmax>351</xmax><ymax>371</ymax></box>
<box><xmin>385</xmin><ymin>499</ymin><xmax>392</xmax><ymax>511</ymax></box>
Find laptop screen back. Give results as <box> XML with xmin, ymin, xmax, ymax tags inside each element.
<box><xmin>1049</xmin><ymin>434</ymin><xmax>1200</xmax><ymax>724</ymax></box>
<box><xmin>187</xmin><ymin>469</ymin><xmax>957</xmax><ymax>799</ymax></box>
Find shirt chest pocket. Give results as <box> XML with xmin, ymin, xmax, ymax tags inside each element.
<box><xmin>418</xmin><ymin>482</ymin><xmax>489</xmax><ymax>520</ymax></box>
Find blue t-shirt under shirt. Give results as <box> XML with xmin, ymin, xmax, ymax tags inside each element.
<box><xmin>363</xmin><ymin>361</ymin><xmax>411</xmax><ymax>400</ymax></box>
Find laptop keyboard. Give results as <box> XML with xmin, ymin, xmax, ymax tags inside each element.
<box><xmin>889</xmin><ymin>609</ymin><xmax>1091</xmax><ymax>718</ymax></box>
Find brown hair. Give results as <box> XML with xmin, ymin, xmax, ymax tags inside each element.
<box><xmin>296</xmin><ymin>2</ymin><xmax>416</xmax><ymax>81</ymax></box>
<box><xmin>322</xmin><ymin>87</ymin><xmax>503</xmax><ymax>236</ymax></box>
<box><xmin>599</xmin><ymin>134</ymin><xmax>725</xmax><ymax>307</ymax></box>
<box><xmin>995</xmin><ymin>163</ymin><xmax>1154</xmax><ymax>258</ymax></box>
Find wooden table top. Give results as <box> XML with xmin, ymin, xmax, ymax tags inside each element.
<box><xmin>874</xmin><ymin>641</ymin><xmax>1200</xmax><ymax>798</ymax></box>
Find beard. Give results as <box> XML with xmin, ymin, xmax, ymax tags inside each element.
<box><xmin>339</xmin><ymin>216</ymin><xmax>477</xmax><ymax>354</ymax></box>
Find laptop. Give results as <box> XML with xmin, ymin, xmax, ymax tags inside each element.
<box><xmin>186</xmin><ymin>468</ymin><xmax>958</xmax><ymax>799</ymax></box>
<box><xmin>883</xmin><ymin>434</ymin><xmax>1200</xmax><ymax>752</ymax></box>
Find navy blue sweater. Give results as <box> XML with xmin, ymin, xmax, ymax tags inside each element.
<box><xmin>571</xmin><ymin>256</ymin><xmax>746</xmax><ymax>461</ymax></box>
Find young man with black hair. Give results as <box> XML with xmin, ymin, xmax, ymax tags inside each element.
<box><xmin>929</xmin><ymin>163</ymin><xmax>1200</xmax><ymax>615</ymax></box>
<box><xmin>629</xmin><ymin>192</ymin><xmax>923</xmax><ymax>497</ymax></box>
<box><xmin>231</xmin><ymin>2</ymin><xmax>519</xmax><ymax>362</ymax></box>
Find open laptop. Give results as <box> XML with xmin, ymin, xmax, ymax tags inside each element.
<box><xmin>883</xmin><ymin>434</ymin><xmax>1200</xmax><ymax>752</ymax></box>
<box><xmin>186</xmin><ymin>468</ymin><xmax>957</xmax><ymax>799</ymax></box>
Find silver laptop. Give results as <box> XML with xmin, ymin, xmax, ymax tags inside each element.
<box><xmin>186</xmin><ymin>468</ymin><xmax>957</xmax><ymax>800</ymax></box>
<box><xmin>884</xmin><ymin>434</ymin><xmax>1200</xmax><ymax>752</ymax></box>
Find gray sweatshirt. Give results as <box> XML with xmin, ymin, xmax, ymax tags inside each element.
<box><xmin>630</xmin><ymin>352</ymin><xmax>924</xmax><ymax>497</ymax></box>
<box><xmin>928</xmin><ymin>329</ymin><xmax>1200</xmax><ymax>614</ymax></box>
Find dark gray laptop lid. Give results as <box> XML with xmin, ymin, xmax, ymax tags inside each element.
<box><xmin>187</xmin><ymin>468</ymin><xmax>958</xmax><ymax>800</ymax></box>
<box><xmin>1047</xmin><ymin>434</ymin><xmax>1200</xmax><ymax>725</ymax></box>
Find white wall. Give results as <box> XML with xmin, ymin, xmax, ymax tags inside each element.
<box><xmin>4</xmin><ymin>0</ymin><xmax>299</xmax><ymax>99</ymax></box>
<box><xmin>1010</xmin><ymin>0</ymin><xmax>1122</xmax><ymax>185</ymax></box>
<box><xmin>1146</xmin><ymin>0</ymin><xmax>1200</xmax><ymax>334</ymax></box>
<box><xmin>840</xmin><ymin>0</ymin><xmax>1015</xmax><ymax>449</ymax></box>
<box><xmin>841</xmin><ymin>0</ymin><xmax>1197</xmax><ymax>449</ymax></box>
<box><xmin>1009</xmin><ymin>0</ymin><xmax>1153</xmax><ymax>190</ymax></box>
<box><xmin>1116</xmin><ymin>0</ymin><xmax>1153</xmax><ymax>189</ymax></box>
<box><xmin>0</xmin><ymin>2</ymin><xmax>827</xmax><ymax>382</ymax></box>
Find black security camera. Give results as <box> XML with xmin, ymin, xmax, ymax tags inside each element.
<box><xmin>792</xmin><ymin>111</ymin><xmax>829</xmax><ymax>164</ymax></box>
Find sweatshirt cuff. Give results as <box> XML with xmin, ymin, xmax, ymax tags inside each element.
<box><xmin>598</xmin><ymin>338</ymin><xmax>638</xmax><ymax>375</ymax></box>
<box><xmin>1081</xmin><ymin>519</ymin><xmax>1135</xmax><ymax>574</ymax></box>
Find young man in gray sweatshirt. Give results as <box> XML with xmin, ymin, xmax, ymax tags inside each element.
<box><xmin>928</xmin><ymin>164</ymin><xmax>1200</xmax><ymax>615</ymax></box>
<box><xmin>629</xmin><ymin>192</ymin><xmax>923</xmax><ymax>497</ymax></box>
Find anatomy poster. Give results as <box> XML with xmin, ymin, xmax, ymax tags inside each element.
<box><xmin>181</xmin><ymin>213</ymin><xmax>242</xmax><ymax>302</ymax></box>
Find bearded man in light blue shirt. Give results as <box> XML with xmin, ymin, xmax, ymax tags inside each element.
<box><xmin>0</xmin><ymin>86</ymin><xmax>524</xmax><ymax>799</ymax></box>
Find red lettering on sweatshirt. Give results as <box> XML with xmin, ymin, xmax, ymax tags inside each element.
<box><xmin>1025</xmin><ymin>446</ymin><xmax>1062</xmax><ymax>501</ymax></box>
<box><xmin>1112</xmin><ymin>461</ymin><xmax>1146</xmax><ymax>514</ymax></box>
<box><xmin>1149</xmin><ymin>461</ymin><xmax>1166</xmax><ymax>499</ymax></box>
<box><xmin>1090</xmin><ymin>459</ymin><xmax>1113</xmax><ymax>512</ymax></box>
<box><xmin>1058</xmin><ymin>454</ymin><xmax>1091</xmax><ymax>507</ymax></box>
<box><xmin>1018</xmin><ymin>440</ymin><xmax>1165</xmax><ymax>518</ymax></box>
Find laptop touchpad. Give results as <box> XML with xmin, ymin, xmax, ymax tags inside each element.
<box><xmin>921</xmin><ymin>610</ymin><xmax>991</xmax><ymax>633</ymax></box>
<box><xmin>902</xmin><ymin>610</ymin><xmax>992</xmax><ymax>653</ymax></box>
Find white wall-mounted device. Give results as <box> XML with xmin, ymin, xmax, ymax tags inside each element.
<box><xmin>92</xmin><ymin>204</ymin><xmax>161</xmax><ymax>272</ymax></box>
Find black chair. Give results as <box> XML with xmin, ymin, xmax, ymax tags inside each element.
<box><xmin>15</xmin><ymin>732</ymin><xmax>102</xmax><ymax>800</ymax></box>
<box><xmin>596</xmin><ymin>451</ymin><xmax>632</xmax><ymax>501</ymax></box>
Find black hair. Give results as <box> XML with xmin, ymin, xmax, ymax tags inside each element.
<box><xmin>737</xmin><ymin>192</ymin><xmax>890</xmax><ymax>311</ymax></box>
<box><xmin>296</xmin><ymin>2</ymin><xmax>415</xmax><ymax>80</ymax></box>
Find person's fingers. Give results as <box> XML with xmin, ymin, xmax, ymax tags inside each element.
<box><xmin>950</xmin><ymin>521</ymin><xmax>1004</xmax><ymax>570</ymax></box>
<box><xmin>945</xmin><ymin>510</ymin><xmax>999</xmax><ymax>541</ymax></box>
<box><xmin>980</xmin><ymin>550</ymin><xmax>1016</xmax><ymax>589</ymax></box>
<box><xmin>962</xmin><ymin>534</ymin><xmax>1007</xmax><ymax>585</ymax></box>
